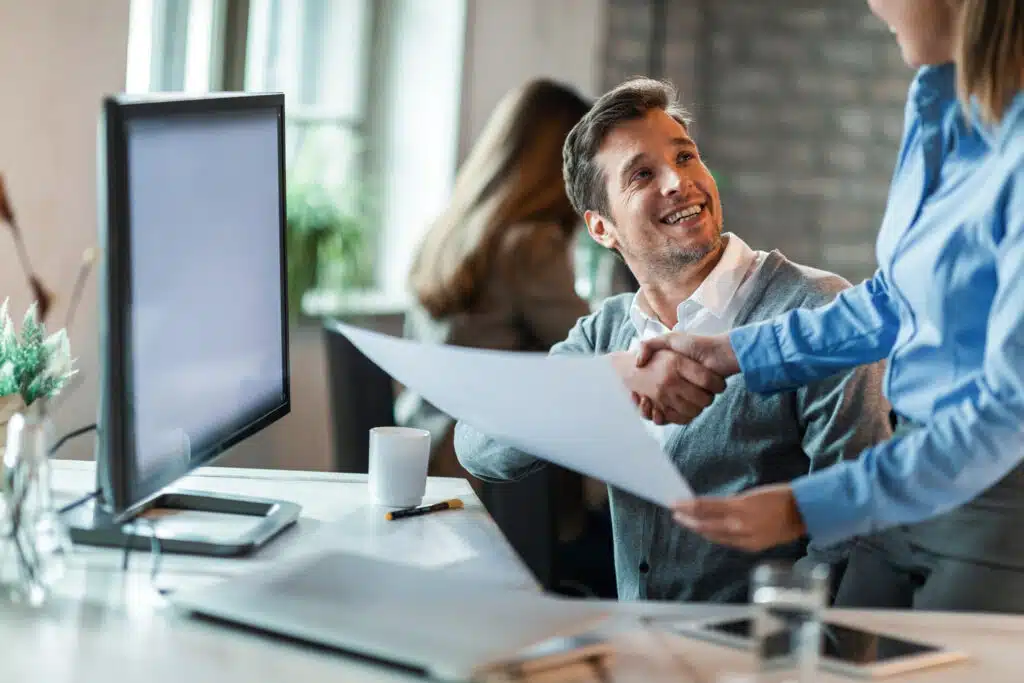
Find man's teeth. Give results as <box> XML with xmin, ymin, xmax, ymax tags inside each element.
<box><xmin>663</xmin><ymin>205</ymin><xmax>703</xmax><ymax>224</ymax></box>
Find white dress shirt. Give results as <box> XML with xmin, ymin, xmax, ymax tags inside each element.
<box><xmin>628</xmin><ymin>233</ymin><xmax>767</xmax><ymax>442</ymax></box>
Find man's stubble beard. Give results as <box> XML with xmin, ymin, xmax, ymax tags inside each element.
<box><xmin>643</xmin><ymin>227</ymin><xmax>724</xmax><ymax>280</ymax></box>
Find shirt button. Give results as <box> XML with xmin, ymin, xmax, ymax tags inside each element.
<box><xmin>639</xmin><ymin>560</ymin><xmax>650</xmax><ymax>574</ymax></box>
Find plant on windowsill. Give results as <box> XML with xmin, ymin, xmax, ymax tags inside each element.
<box><xmin>286</xmin><ymin>181</ymin><xmax>374</xmax><ymax>322</ymax></box>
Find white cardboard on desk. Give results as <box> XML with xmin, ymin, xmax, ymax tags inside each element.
<box><xmin>331</xmin><ymin>321</ymin><xmax>692</xmax><ymax>507</ymax></box>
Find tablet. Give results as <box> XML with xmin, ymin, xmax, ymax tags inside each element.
<box><xmin>672</xmin><ymin>616</ymin><xmax>968</xmax><ymax>678</ymax></box>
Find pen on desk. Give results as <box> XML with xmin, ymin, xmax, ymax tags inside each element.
<box><xmin>385</xmin><ymin>498</ymin><xmax>464</xmax><ymax>521</ymax></box>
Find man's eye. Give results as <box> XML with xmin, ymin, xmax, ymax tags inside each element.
<box><xmin>632</xmin><ymin>169</ymin><xmax>652</xmax><ymax>182</ymax></box>
<box><xmin>677</xmin><ymin>152</ymin><xmax>695</xmax><ymax>164</ymax></box>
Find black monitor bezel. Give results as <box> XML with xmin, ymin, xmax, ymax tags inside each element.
<box><xmin>97</xmin><ymin>92</ymin><xmax>290</xmax><ymax>521</ymax></box>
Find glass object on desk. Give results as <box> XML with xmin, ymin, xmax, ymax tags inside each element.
<box><xmin>751</xmin><ymin>560</ymin><xmax>829</xmax><ymax>683</ymax></box>
<box><xmin>0</xmin><ymin>401</ymin><xmax>72</xmax><ymax>606</ymax></box>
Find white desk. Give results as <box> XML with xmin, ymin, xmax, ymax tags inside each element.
<box><xmin>1</xmin><ymin>461</ymin><xmax>1021</xmax><ymax>683</ymax></box>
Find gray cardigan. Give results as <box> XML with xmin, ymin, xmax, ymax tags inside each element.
<box><xmin>455</xmin><ymin>250</ymin><xmax>893</xmax><ymax>603</ymax></box>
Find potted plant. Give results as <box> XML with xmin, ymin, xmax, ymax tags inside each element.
<box><xmin>0</xmin><ymin>173</ymin><xmax>87</xmax><ymax>604</ymax></box>
<box><xmin>0</xmin><ymin>301</ymin><xmax>76</xmax><ymax>431</ymax></box>
<box><xmin>285</xmin><ymin>181</ymin><xmax>373</xmax><ymax>320</ymax></box>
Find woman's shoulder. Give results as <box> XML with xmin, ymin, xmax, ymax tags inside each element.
<box><xmin>497</xmin><ymin>221</ymin><xmax>575</xmax><ymax>271</ymax></box>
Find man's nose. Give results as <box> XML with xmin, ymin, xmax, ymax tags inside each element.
<box><xmin>660</xmin><ymin>168</ymin><xmax>688</xmax><ymax>196</ymax></box>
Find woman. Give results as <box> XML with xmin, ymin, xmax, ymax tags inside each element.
<box><xmin>638</xmin><ymin>0</ymin><xmax>1024</xmax><ymax>611</ymax></box>
<box><xmin>396</xmin><ymin>78</ymin><xmax>591</xmax><ymax>472</ymax></box>
<box><xmin>396</xmin><ymin>79</ymin><xmax>614</xmax><ymax>597</ymax></box>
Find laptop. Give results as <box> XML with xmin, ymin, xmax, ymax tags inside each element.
<box><xmin>170</xmin><ymin>550</ymin><xmax>612</xmax><ymax>680</ymax></box>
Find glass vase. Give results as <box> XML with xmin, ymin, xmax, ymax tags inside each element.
<box><xmin>0</xmin><ymin>400</ymin><xmax>72</xmax><ymax>606</ymax></box>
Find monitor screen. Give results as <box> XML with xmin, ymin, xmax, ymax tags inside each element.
<box><xmin>97</xmin><ymin>94</ymin><xmax>289</xmax><ymax>518</ymax></box>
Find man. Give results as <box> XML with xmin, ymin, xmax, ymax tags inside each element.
<box><xmin>454</xmin><ymin>78</ymin><xmax>892</xmax><ymax>602</ymax></box>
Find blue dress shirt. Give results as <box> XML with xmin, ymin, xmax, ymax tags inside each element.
<box><xmin>729</xmin><ymin>64</ymin><xmax>1024</xmax><ymax>545</ymax></box>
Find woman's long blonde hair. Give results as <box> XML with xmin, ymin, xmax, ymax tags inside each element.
<box><xmin>409</xmin><ymin>79</ymin><xmax>590</xmax><ymax>318</ymax></box>
<box><xmin>955</xmin><ymin>0</ymin><xmax>1024</xmax><ymax>124</ymax></box>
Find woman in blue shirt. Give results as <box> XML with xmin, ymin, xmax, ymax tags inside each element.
<box><xmin>637</xmin><ymin>0</ymin><xmax>1024</xmax><ymax>611</ymax></box>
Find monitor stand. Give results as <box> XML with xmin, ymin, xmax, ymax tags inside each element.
<box><xmin>63</xmin><ymin>490</ymin><xmax>301</xmax><ymax>557</ymax></box>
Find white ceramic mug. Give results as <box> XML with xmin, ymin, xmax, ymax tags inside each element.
<box><xmin>367</xmin><ymin>426</ymin><xmax>431</xmax><ymax>508</ymax></box>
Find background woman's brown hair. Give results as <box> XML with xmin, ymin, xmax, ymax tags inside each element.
<box><xmin>955</xmin><ymin>0</ymin><xmax>1024</xmax><ymax>124</ymax></box>
<box><xmin>408</xmin><ymin>79</ymin><xmax>590</xmax><ymax>318</ymax></box>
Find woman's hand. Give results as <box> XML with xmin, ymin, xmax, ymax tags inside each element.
<box><xmin>671</xmin><ymin>484</ymin><xmax>807</xmax><ymax>551</ymax></box>
<box><xmin>608</xmin><ymin>350</ymin><xmax>726</xmax><ymax>425</ymax></box>
<box><xmin>636</xmin><ymin>332</ymin><xmax>741</xmax><ymax>377</ymax></box>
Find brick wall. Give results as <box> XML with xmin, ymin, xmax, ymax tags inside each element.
<box><xmin>602</xmin><ymin>0</ymin><xmax>913</xmax><ymax>284</ymax></box>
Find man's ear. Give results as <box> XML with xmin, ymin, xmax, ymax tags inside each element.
<box><xmin>584</xmin><ymin>210</ymin><xmax>618</xmax><ymax>251</ymax></box>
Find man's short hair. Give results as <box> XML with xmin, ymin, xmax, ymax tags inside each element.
<box><xmin>562</xmin><ymin>78</ymin><xmax>693</xmax><ymax>218</ymax></box>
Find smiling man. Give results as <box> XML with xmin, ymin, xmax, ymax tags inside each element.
<box><xmin>454</xmin><ymin>78</ymin><xmax>893</xmax><ymax>603</ymax></box>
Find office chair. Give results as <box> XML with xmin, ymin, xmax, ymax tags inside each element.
<box><xmin>322</xmin><ymin>320</ymin><xmax>397</xmax><ymax>472</ymax></box>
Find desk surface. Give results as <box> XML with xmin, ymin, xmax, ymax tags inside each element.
<box><xmin>1</xmin><ymin>461</ymin><xmax>1021</xmax><ymax>683</ymax></box>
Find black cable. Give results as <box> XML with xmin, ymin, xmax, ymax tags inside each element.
<box><xmin>119</xmin><ymin>518</ymin><xmax>165</xmax><ymax>592</ymax></box>
<box><xmin>57</xmin><ymin>489</ymin><xmax>100</xmax><ymax>515</ymax></box>
<box><xmin>121</xmin><ymin>522</ymin><xmax>134</xmax><ymax>571</ymax></box>
<box><xmin>48</xmin><ymin>423</ymin><xmax>97</xmax><ymax>457</ymax></box>
<box><xmin>49</xmin><ymin>423</ymin><xmax>100</xmax><ymax>515</ymax></box>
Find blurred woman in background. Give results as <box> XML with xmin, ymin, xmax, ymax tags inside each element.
<box><xmin>396</xmin><ymin>79</ymin><xmax>613</xmax><ymax>596</ymax></box>
<box><xmin>397</xmin><ymin>78</ymin><xmax>591</xmax><ymax>478</ymax></box>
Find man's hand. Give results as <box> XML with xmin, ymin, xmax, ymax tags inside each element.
<box><xmin>636</xmin><ymin>332</ymin><xmax>741</xmax><ymax>378</ymax></box>
<box><xmin>631</xmin><ymin>333</ymin><xmax>738</xmax><ymax>421</ymax></box>
<box><xmin>670</xmin><ymin>484</ymin><xmax>807</xmax><ymax>551</ymax></box>
<box><xmin>608</xmin><ymin>350</ymin><xmax>726</xmax><ymax>425</ymax></box>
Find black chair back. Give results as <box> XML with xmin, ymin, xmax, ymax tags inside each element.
<box><xmin>322</xmin><ymin>320</ymin><xmax>396</xmax><ymax>472</ymax></box>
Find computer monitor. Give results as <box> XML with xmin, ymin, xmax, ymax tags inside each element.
<box><xmin>65</xmin><ymin>92</ymin><xmax>300</xmax><ymax>556</ymax></box>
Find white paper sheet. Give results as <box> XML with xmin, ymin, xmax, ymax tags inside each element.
<box><xmin>331</xmin><ymin>321</ymin><xmax>692</xmax><ymax>507</ymax></box>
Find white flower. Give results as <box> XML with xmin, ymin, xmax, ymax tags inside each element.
<box><xmin>0</xmin><ymin>298</ymin><xmax>13</xmax><ymax>356</ymax></box>
<box><xmin>42</xmin><ymin>329</ymin><xmax>74</xmax><ymax>381</ymax></box>
<box><xmin>0</xmin><ymin>360</ymin><xmax>14</xmax><ymax>395</ymax></box>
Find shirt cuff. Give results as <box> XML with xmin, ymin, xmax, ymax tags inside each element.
<box><xmin>728</xmin><ymin>321</ymin><xmax>793</xmax><ymax>393</ymax></box>
<box><xmin>790</xmin><ymin>464</ymin><xmax>873</xmax><ymax>546</ymax></box>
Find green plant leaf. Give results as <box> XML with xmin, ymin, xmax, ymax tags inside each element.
<box><xmin>0</xmin><ymin>300</ymin><xmax>76</xmax><ymax>403</ymax></box>
<box><xmin>285</xmin><ymin>179</ymin><xmax>375</xmax><ymax>320</ymax></box>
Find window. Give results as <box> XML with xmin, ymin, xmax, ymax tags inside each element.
<box><xmin>127</xmin><ymin>0</ymin><xmax>371</xmax><ymax>186</ymax></box>
<box><xmin>244</xmin><ymin>0</ymin><xmax>373</xmax><ymax>186</ymax></box>
<box><xmin>124</xmin><ymin>0</ymin><xmax>466</xmax><ymax>295</ymax></box>
<box><xmin>125</xmin><ymin>0</ymin><xmax>226</xmax><ymax>94</ymax></box>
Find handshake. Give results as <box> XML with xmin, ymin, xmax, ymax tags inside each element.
<box><xmin>611</xmin><ymin>331</ymin><xmax>740</xmax><ymax>425</ymax></box>
<box><xmin>610</xmin><ymin>332</ymin><xmax>807</xmax><ymax>553</ymax></box>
